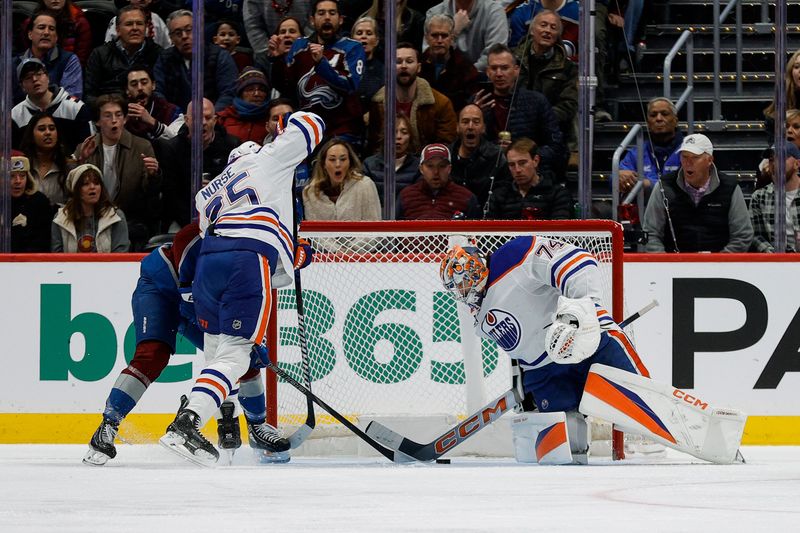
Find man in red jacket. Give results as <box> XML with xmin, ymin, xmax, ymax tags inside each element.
<box><xmin>397</xmin><ymin>143</ymin><xmax>482</xmax><ymax>220</ymax></box>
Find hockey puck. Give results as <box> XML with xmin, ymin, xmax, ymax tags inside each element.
<box><xmin>435</xmin><ymin>459</ymin><xmax>451</xmax><ymax>464</ymax></box>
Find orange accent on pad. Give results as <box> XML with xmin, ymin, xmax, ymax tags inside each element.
<box><xmin>196</xmin><ymin>377</ymin><xmax>227</xmax><ymax>398</ymax></box>
<box><xmin>607</xmin><ymin>329</ymin><xmax>650</xmax><ymax>377</ymax></box>
<box><xmin>535</xmin><ymin>422</ymin><xmax>567</xmax><ymax>461</ymax></box>
<box><xmin>584</xmin><ymin>372</ymin><xmax>675</xmax><ymax>444</ymax></box>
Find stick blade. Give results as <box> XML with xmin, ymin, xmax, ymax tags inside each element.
<box><xmin>365</xmin><ymin>421</ymin><xmax>405</xmax><ymax>450</ymax></box>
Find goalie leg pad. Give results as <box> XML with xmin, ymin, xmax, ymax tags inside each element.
<box><xmin>511</xmin><ymin>411</ymin><xmax>588</xmax><ymax>465</ymax></box>
<box><xmin>579</xmin><ymin>364</ymin><xmax>746</xmax><ymax>464</ymax></box>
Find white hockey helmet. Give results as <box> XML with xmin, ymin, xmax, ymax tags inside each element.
<box><xmin>440</xmin><ymin>245</ymin><xmax>488</xmax><ymax>312</ymax></box>
<box><xmin>227</xmin><ymin>141</ymin><xmax>261</xmax><ymax>164</ymax></box>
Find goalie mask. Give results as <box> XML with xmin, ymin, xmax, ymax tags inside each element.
<box><xmin>440</xmin><ymin>245</ymin><xmax>488</xmax><ymax>312</ymax></box>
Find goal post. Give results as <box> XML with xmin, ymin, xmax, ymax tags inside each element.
<box><xmin>268</xmin><ymin>220</ymin><xmax>626</xmax><ymax>459</ymax></box>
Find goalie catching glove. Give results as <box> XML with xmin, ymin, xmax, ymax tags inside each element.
<box><xmin>545</xmin><ymin>296</ymin><xmax>601</xmax><ymax>364</ymax></box>
<box><xmin>293</xmin><ymin>238</ymin><xmax>313</xmax><ymax>270</ymax></box>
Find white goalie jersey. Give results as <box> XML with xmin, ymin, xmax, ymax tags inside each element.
<box><xmin>474</xmin><ymin>236</ymin><xmax>615</xmax><ymax>371</ymax></box>
<box><xmin>195</xmin><ymin>111</ymin><xmax>324</xmax><ymax>288</ymax></box>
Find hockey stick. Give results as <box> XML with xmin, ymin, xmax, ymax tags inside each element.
<box><xmin>365</xmin><ymin>299</ymin><xmax>660</xmax><ymax>462</ymax></box>
<box><xmin>281</xmin><ymin>181</ymin><xmax>316</xmax><ymax>449</ymax></box>
<box><xmin>265</xmin><ymin>359</ymin><xmax>398</xmax><ymax>462</ymax></box>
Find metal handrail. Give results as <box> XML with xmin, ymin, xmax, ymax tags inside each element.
<box><xmin>611</xmin><ymin>124</ymin><xmax>644</xmax><ymax>222</ymax></box>
<box><xmin>663</xmin><ymin>29</ymin><xmax>695</xmax><ymax>122</ymax></box>
<box><xmin>713</xmin><ymin>0</ymin><xmax>743</xmax><ymax>119</ymax></box>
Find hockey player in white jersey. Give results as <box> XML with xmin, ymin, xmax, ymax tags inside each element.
<box><xmin>160</xmin><ymin>111</ymin><xmax>324</xmax><ymax>465</ymax></box>
<box><xmin>440</xmin><ymin>237</ymin><xmax>746</xmax><ymax>465</ymax></box>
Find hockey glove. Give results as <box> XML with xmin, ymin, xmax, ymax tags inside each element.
<box><xmin>250</xmin><ymin>344</ymin><xmax>272</xmax><ymax>369</ymax></box>
<box><xmin>545</xmin><ymin>296</ymin><xmax>601</xmax><ymax>364</ymax></box>
<box><xmin>294</xmin><ymin>238</ymin><xmax>313</xmax><ymax>270</ymax></box>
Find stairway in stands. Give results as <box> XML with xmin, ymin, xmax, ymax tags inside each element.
<box><xmin>587</xmin><ymin>0</ymin><xmax>800</xmax><ymax>208</ymax></box>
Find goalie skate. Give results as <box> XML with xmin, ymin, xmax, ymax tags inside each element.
<box><xmin>247</xmin><ymin>420</ymin><xmax>290</xmax><ymax>454</ymax></box>
<box><xmin>82</xmin><ymin>417</ymin><xmax>119</xmax><ymax>466</ymax></box>
<box><xmin>160</xmin><ymin>395</ymin><xmax>219</xmax><ymax>467</ymax></box>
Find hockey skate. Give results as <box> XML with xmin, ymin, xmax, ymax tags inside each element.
<box><xmin>216</xmin><ymin>402</ymin><xmax>242</xmax><ymax>465</ymax></box>
<box><xmin>82</xmin><ymin>417</ymin><xmax>119</xmax><ymax>466</ymax></box>
<box><xmin>160</xmin><ymin>395</ymin><xmax>220</xmax><ymax>467</ymax></box>
<box><xmin>247</xmin><ymin>419</ymin><xmax>291</xmax><ymax>464</ymax></box>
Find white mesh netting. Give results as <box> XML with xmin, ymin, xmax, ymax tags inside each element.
<box><xmin>271</xmin><ymin>221</ymin><xmax>622</xmax><ymax>455</ymax></box>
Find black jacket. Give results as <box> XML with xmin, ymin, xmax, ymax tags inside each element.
<box><xmin>486</xmin><ymin>170</ymin><xmax>573</xmax><ymax>220</ymax></box>
<box><xmin>84</xmin><ymin>39</ymin><xmax>163</xmax><ymax>109</ymax></box>
<box><xmin>449</xmin><ymin>136</ymin><xmax>511</xmax><ymax>210</ymax></box>
<box><xmin>156</xmin><ymin>124</ymin><xmax>240</xmax><ymax>229</ymax></box>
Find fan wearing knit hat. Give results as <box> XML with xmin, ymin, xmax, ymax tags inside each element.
<box><xmin>51</xmin><ymin>164</ymin><xmax>130</xmax><ymax>253</ymax></box>
<box><xmin>10</xmin><ymin>154</ymin><xmax>53</xmax><ymax>252</ymax></box>
<box><xmin>216</xmin><ymin>66</ymin><xmax>272</xmax><ymax>143</ymax></box>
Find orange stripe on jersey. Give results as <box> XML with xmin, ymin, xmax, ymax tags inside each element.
<box><xmin>488</xmin><ymin>237</ymin><xmax>536</xmax><ymax>288</ymax></box>
<box><xmin>301</xmin><ymin>115</ymin><xmax>321</xmax><ymax>145</ymax></box>
<box><xmin>555</xmin><ymin>252</ymin><xmax>593</xmax><ymax>289</ymax></box>
<box><xmin>535</xmin><ymin>422</ymin><xmax>567</xmax><ymax>461</ymax></box>
<box><xmin>196</xmin><ymin>377</ymin><xmax>227</xmax><ymax>398</ymax></box>
<box><xmin>253</xmin><ymin>255</ymin><xmax>273</xmax><ymax>344</ymax></box>
<box><xmin>607</xmin><ymin>329</ymin><xmax>650</xmax><ymax>377</ymax></box>
<box><xmin>217</xmin><ymin>214</ymin><xmax>293</xmax><ymax>247</ymax></box>
<box><xmin>584</xmin><ymin>372</ymin><xmax>676</xmax><ymax>444</ymax></box>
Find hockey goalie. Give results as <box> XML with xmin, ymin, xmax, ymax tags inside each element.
<box><xmin>439</xmin><ymin>236</ymin><xmax>747</xmax><ymax>465</ymax></box>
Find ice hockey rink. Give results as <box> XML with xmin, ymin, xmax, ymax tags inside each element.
<box><xmin>1</xmin><ymin>445</ymin><xmax>798</xmax><ymax>532</ymax></box>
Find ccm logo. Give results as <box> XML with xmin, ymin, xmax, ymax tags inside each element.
<box><xmin>434</xmin><ymin>397</ymin><xmax>508</xmax><ymax>454</ymax></box>
<box><xmin>673</xmin><ymin>389</ymin><xmax>708</xmax><ymax>410</ymax></box>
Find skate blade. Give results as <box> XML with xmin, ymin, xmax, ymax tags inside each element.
<box><xmin>221</xmin><ymin>448</ymin><xmax>236</xmax><ymax>466</ymax></box>
<box><xmin>253</xmin><ymin>449</ymin><xmax>291</xmax><ymax>464</ymax></box>
<box><xmin>82</xmin><ymin>448</ymin><xmax>111</xmax><ymax>466</ymax></box>
<box><xmin>159</xmin><ymin>432</ymin><xmax>217</xmax><ymax>468</ymax></box>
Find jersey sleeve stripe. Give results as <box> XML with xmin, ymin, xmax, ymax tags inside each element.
<box><xmin>300</xmin><ymin>114</ymin><xmax>322</xmax><ymax>145</ymax></box>
<box><xmin>554</xmin><ymin>252</ymin><xmax>597</xmax><ymax>291</ymax></box>
<box><xmin>549</xmin><ymin>247</ymin><xmax>582</xmax><ymax>287</ymax></box>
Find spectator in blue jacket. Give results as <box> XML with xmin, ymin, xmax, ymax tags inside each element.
<box><xmin>12</xmin><ymin>10</ymin><xmax>83</xmax><ymax>104</ymax></box>
<box><xmin>618</xmin><ymin>97</ymin><xmax>683</xmax><ymax>196</ymax></box>
<box><xmin>153</xmin><ymin>9</ymin><xmax>237</xmax><ymax>112</ymax></box>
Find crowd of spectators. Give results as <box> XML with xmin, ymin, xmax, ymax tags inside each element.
<box><xmin>4</xmin><ymin>0</ymin><xmax>794</xmax><ymax>255</ymax></box>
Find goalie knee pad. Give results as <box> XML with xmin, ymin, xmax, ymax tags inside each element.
<box><xmin>511</xmin><ymin>411</ymin><xmax>588</xmax><ymax>465</ymax></box>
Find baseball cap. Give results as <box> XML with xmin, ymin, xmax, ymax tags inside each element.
<box><xmin>679</xmin><ymin>133</ymin><xmax>713</xmax><ymax>155</ymax></box>
<box><xmin>762</xmin><ymin>143</ymin><xmax>800</xmax><ymax>160</ymax></box>
<box><xmin>421</xmin><ymin>143</ymin><xmax>451</xmax><ymax>163</ymax></box>
<box><xmin>16</xmin><ymin>57</ymin><xmax>46</xmax><ymax>81</ymax></box>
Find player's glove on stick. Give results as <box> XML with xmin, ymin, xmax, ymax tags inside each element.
<box><xmin>294</xmin><ymin>238</ymin><xmax>313</xmax><ymax>270</ymax></box>
<box><xmin>250</xmin><ymin>344</ymin><xmax>272</xmax><ymax>369</ymax></box>
<box><xmin>545</xmin><ymin>296</ymin><xmax>601</xmax><ymax>364</ymax></box>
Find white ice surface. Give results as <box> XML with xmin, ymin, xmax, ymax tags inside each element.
<box><xmin>1</xmin><ymin>445</ymin><xmax>798</xmax><ymax>532</ymax></box>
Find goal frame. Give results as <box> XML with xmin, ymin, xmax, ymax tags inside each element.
<box><xmin>267</xmin><ymin>219</ymin><xmax>626</xmax><ymax>459</ymax></box>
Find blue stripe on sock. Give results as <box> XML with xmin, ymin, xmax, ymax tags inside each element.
<box><xmin>202</xmin><ymin>368</ymin><xmax>233</xmax><ymax>393</ymax></box>
<box><xmin>192</xmin><ymin>386</ymin><xmax>222</xmax><ymax>408</ymax></box>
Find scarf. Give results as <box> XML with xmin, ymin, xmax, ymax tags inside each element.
<box><xmin>233</xmin><ymin>98</ymin><xmax>269</xmax><ymax>120</ymax></box>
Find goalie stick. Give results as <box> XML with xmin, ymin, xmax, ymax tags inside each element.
<box><xmin>365</xmin><ymin>300</ymin><xmax>659</xmax><ymax>462</ymax></box>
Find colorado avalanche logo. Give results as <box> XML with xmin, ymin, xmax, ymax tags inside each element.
<box><xmin>481</xmin><ymin>309</ymin><xmax>522</xmax><ymax>352</ymax></box>
<box><xmin>298</xmin><ymin>68</ymin><xmax>342</xmax><ymax>110</ymax></box>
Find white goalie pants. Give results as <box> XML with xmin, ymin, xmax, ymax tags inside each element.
<box><xmin>185</xmin><ymin>333</ymin><xmax>252</xmax><ymax>426</ymax></box>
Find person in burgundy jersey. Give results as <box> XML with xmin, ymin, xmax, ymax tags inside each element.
<box><xmin>82</xmin><ymin>222</ymin><xmax>270</xmax><ymax>465</ymax></box>
<box><xmin>271</xmin><ymin>0</ymin><xmax>365</xmax><ymax>147</ymax></box>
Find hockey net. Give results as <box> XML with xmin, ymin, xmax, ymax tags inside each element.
<box><xmin>267</xmin><ymin>220</ymin><xmax>626</xmax><ymax>458</ymax></box>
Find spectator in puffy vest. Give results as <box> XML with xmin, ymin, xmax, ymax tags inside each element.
<box><xmin>643</xmin><ymin>133</ymin><xmax>753</xmax><ymax>253</ymax></box>
<box><xmin>10</xmin><ymin>154</ymin><xmax>54</xmax><ymax>252</ymax></box>
<box><xmin>51</xmin><ymin>164</ymin><xmax>130</xmax><ymax>253</ymax></box>
<box><xmin>217</xmin><ymin>67</ymin><xmax>271</xmax><ymax>143</ymax></box>
<box><xmin>486</xmin><ymin>137</ymin><xmax>572</xmax><ymax>220</ymax></box>
<box><xmin>397</xmin><ymin>143</ymin><xmax>481</xmax><ymax>219</ymax></box>
<box><xmin>153</xmin><ymin>9</ymin><xmax>237</xmax><ymax>112</ymax></box>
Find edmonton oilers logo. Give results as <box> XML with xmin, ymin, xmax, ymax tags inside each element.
<box><xmin>481</xmin><ymin>309</ymin><xmax>521</xmax><ymax>351</ymax></box>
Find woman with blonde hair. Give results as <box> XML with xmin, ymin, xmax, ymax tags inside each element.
<box><xmin>764</xmin><ymin>49</ymin><xmax>800</xmax><ymax>143</ymax></box>
<box><xmin>303</xmin><ymin>138</ymin><xmax>382</xmax><ymax>221</ymax></box>
<box><xmin>51</xmin><ymin>164</ymin><xmax>130</xmax><ymax>252</ymax></box>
